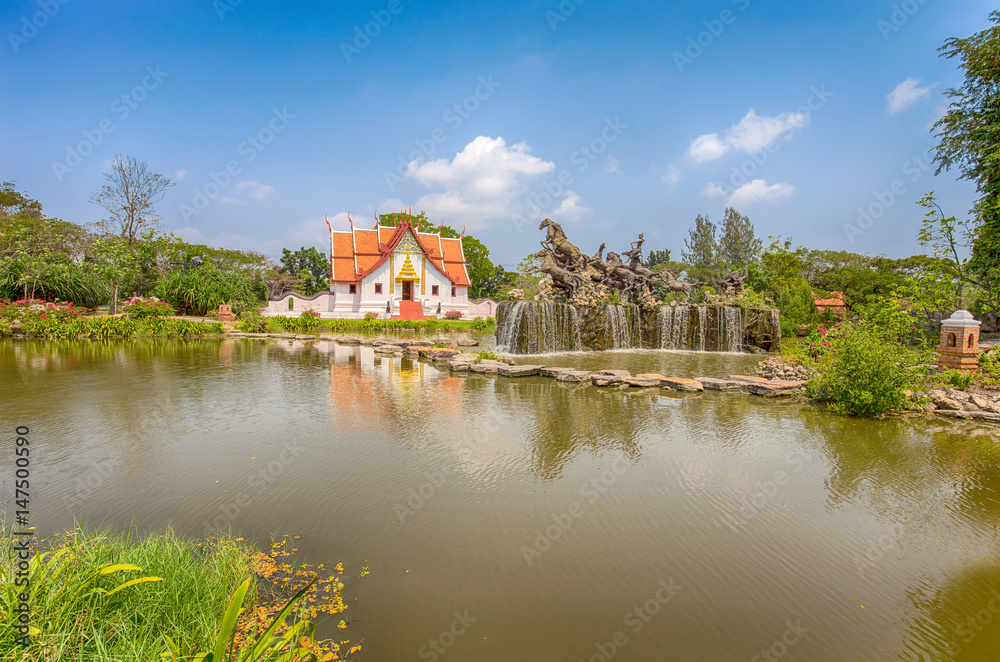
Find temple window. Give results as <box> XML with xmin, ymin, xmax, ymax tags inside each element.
<box><xmin>451</xmin><ymin>287</ymin><xmax>457</xmax><ymax>297</ymax></box>
<box><xmin>349</xmin><ymin>284</ymin><xmax>357</xmax><ymax>294</ymax></box>
<box><xmin>375</xmin><ymin>283</ymin><xmax>382</xmax><ymax>294</ymax></box>
<box><xmin>947</xmin><ymin>333</ymin><xmax>956</xmax><ymax>347</ymax></box>
<box><xmin>432</xmin><ymin>285</ymin><xmax>439</xmax><ymax>295</ymax></box>
<box><xmin>968</xmin><ymin>334</ymin><xmax>975</xmax><ymax>348</ymax></box>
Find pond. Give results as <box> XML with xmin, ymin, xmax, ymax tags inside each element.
<box><xmin>3</xmin><ymin>338</ymin><xmax>999</xmax><ymax>661</ymax></box>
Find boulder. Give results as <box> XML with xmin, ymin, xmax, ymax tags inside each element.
<box><xmin>695</xmin><ymin>377</ymin><xmax>742</xmax><ymax>390</ymax></box>
<box><xmin>935</xmin><ymin>409</ymin><xmax>971</xmax><ymax>419</ymax></box>
<box><xmin>590</xmin><ymin>370</ymin><xmax>630</xmax><ymax>387</ymax></box>
<box><xmin>556</xmin><ymin>370</ymin><xmax>594</xmax><ymax>383</ymax></box>
<box><xmin>970</xmin><ymin>411</ymin><xmax>1000</xmax><ymax>422</ymax></box>
<box><xmin>970</xmin><ymin>394</ymin><xmax>997</xmax><ymax>412</ymax></box>
<box><xmin>946</xmin><ymin>389</ymin><xmax>972</xmax><ymax>404</ymax></box>
<box><xmin>374</xmin><ymin>345</ymin><xmax>404</xmax><ymax>354</ymax></box>
<box><xmin>457</xmin><ymin>338</ymin><xmax>479</xmax><ymax>347</ymax></box>
<box><xmin>660</xmin><ymin>377</ymin><xmax>705</xmax><ymax>392</ymax></box>
<box><xmin>499</xmin><ymin>364</ymin><xmax>543</xmax><ymax>377</ymax></box>
<box><xmin>930</xmin><ymin>391</ymin><xmax>962</xmax><ymax>411</ymax></box>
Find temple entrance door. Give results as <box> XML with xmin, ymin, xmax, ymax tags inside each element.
<box><xmin>402</xmin><ymin>281</ymin><xmax>412</xmax><ymax>301</ymax></box>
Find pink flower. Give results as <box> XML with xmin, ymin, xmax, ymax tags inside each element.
<box><xmin>822</xmin><ymin>341</ymin><xmax>830</xmax><ymax>347</ymax></box>
<box><xmin>818</xmin><ymin>327</ymin><xmax>827</xmax><ymax>336</ymax></box>
<box><xmin>810</xmin><ymin>343</ymin><xmax>815</xmax><ymax>347</ymax></box>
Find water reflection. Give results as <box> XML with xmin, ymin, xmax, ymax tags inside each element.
<box><xmin>3</xmin><ymin>338</ymin><xmax>1000</xmax><ymax>661</ymax></box>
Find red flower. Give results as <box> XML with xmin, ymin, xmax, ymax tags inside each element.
<box><xmin>818</xmin><ymin>327</ymin><xmax>827</xmax><ymax>335</ymax></box>
<box><xmin>822</xmin><ymin>341</ymin><xmax>830</xmax><ymax>347</ymax></box>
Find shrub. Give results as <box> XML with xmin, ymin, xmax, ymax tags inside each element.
<box><xmin>807</xmin><ymin>322</ymin><xmax>930</xmax><ymax>416</ymax></box>
<box><xmin>776</xmin><ymin>278</ymin><xmax>816</xmax><ymax>337</ymax></box>
<box><xmin>444</xmin><ymin>310</ymin><xmax>462</xmax><ymax>320</ymax></box>
<box><xmin>0</xmin><ymin>299</ymin><xmax>88</xmax><ymax>326</ymax></box>
<box><xmin>470</xmin><ymin>316</ymin><xmax>495</xmax><ymax>330</ymax></box>
<box><xmin>121</xmin><ymin>296</ymin><xmax>175</xmax><ymax>319</ymax></box>
<box><xmin>236</xmin><ymin>309</ymin><xmax>268</xmax><ymax>333</ymax></box>
<box><xmin>475</xmin><ymin>350</ymin><xmax>499</xmax><ymax>362</ymax></box>
<box><xmin>363</xmin><ymin>312</ymin><xmax>378</xmax><ymax>321</ymax></box>
<box><xmin>299</xmin><ymin>309</ymin><xmax>321</xmax><ymax>330</ymax></box>
<box><xmin>980</xmin><ymin>348</ymin><xmax>1000</xmax><ymax>384</ymax></box>
<box><xmin>939</xmin><ymin>368</ymin><xmax>975</xmax><ymax>389</ymax></box>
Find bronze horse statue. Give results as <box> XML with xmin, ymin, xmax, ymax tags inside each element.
<box><xmin>539</xmin><ymin>218</ymin><xmax>583</xmax><ymax>266</ymax></box>
<box><xmin>529</xmin><ymin>250</ymin><xmax>583</xmax><ymax>296</ymax></box>
<box><xmin>656</xmin><ymin>268</ymin><xmax>707</xmax><ymax>303</ymax></box>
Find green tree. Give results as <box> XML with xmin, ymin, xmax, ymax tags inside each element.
<box><xmin>718</xmin><ymin>207</ymin><xmax>762</xmax><ymax>269</ymax></box>
<box><xmin>682</xmin><ymin>214</ymin><xmax>723</xmax><ymax>282</ymax></box>
<box><xmin>90</xmin><ymin>155</ymin><xmax>174</xmax><ymax>245</ymax></box>
<box><xmin>646</xmin><ymin>249</ymin><xmax>671</xmax><ymax>269</ymax></box>
<box><xmin>89</xmin><ymin>234</ymin><xmax>138</xmax><ymax>314</ymax></box>
<box><xmin>279</xmin><ymin>247</ymin><xmax>329</xmax><ymax>295</ymax></box>
<box><xmin>915</xmin><ymin>193</ymin><xmax>996</xmax><ymax>314</ymax></box>
<box><xmin>931</xmin><ymin>12</ymin><xmax>1000</xmax><ymax>310</ymax></box>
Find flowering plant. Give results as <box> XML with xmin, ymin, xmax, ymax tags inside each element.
<box><xmin>121</xmin><ymin>296</ymin><xmax>175</xmax><ymax>319</ymax></box>
<box><xmin>443</xmin><ymin>310</ymin><xmax>462</xmax><ymax>320</ymax></box>
<box><xmin>0</xmin><ymin>299</ymin><xmax>88</xmax><ymax>325</ymax></box>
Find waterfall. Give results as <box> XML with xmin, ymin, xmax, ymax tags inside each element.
<box><xmin>497</xmin><ymin>301</ymin><xmax>776</xmax><ymax>354</ymax></box>
<box><xmin>495</xmin><ymin>301</ymin><xmax>581</xmax><ymax>354</ymax></box>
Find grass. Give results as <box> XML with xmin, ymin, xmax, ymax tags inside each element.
<box><xmin>0</xmin><ymin>522</ymin><xmax>362</xmax><ymax>661</ymax></box>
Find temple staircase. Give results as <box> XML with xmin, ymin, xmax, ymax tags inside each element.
<box><xmin>394</xmin><ymin>301</ymin><xmax>427</xmax><ymax>320</ymax></box>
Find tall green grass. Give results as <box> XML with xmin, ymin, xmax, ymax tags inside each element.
<box><xmin>1</xmin><ymin>523</ymin><xmax>252</xmax><ymax>661</ymax></box>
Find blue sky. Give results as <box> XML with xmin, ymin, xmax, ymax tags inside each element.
<box><xmin>1</xmin><ymin>0</ymin><xmax>994</xmax><ymax>269</ymax></box>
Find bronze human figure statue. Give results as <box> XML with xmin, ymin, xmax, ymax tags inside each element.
<box><xmin>529</xmin><ymin>223</ymin><xmax>703</xmax><ymax>305</ymax></box>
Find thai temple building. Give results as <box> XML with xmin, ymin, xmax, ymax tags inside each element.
<box><xmin>266</xmin><ymin>218</ymin><xmax>476</xmax><ymax>319</ymax></box>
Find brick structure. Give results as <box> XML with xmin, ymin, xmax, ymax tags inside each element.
<box><xmin>218</xmin><ymin>304</ymin><xmax>235</xmax><ymax>322</ymax></box>
<box><xmin>936</xmin><ymin>309</ymin><xmax>981</xmax><ymax>373</ymax></box>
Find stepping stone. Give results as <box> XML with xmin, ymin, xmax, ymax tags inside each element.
<box><xmin>457</xmin><ymin>339</ymin><xmax>479</xmax><ymax>347</ymax></box>
<box><xmin>426</xmin><ymin>348</ymin><xmax>462</xmax><ymax>360</ymax></box>
<box><xmin>745</xmin><ymin>380</ymin><xmax>806</xmax><ymax>397</ymax></box>
<box><xmin>696</xmin><ymin>377</ymin><xmax>742</xmax><ymax>390</ymax></box>
<box><xmin>408</xmin><ymin>340</ymin><xmax>434</xmax><ymax>347</ymax></box>
<box><xmin>339</xmin><ymin>337</ymin><xmax>361</xmax><ymax>345</ymax></box>
<box><xmin>374</xmin><ymin>345</ymin><xmax>404</xmax><ymax>353</ymax></box>
<box><xmin>470</xmin><ymin>361</ymin><xmax>504</xmax><ymax>374</ymax></box>
<box><xmin>660</xmin><ymin>377</ymin><xmax>705</xmax><ymax>392</ymax></box>
<box><xmin>499</xmin><ymin>364</ymin><xmax>543</xmax><ymax>377</ymax></box>
<box><xmin>592</xmin><ymin>370</ymin><xmax>630</xmax><ymax>387</ymax></box>
<box><xmin>556</xmin><ymin>370</ymin><xmax>594</xmax><ymax>382</ymax></box>
<box><xmin>726</xmin><ymin>375</ymin><xmax>771</xmax><ymax>385</ymax></box>
<box><xmin>541</xmin><ymin>366</ymin><xmax>575</xmax><ymax>378</ymax></box>
<box><xmin>626</xmin><ymin>375</ymin><xmax>661</xmax><ymax>387</ymax></box>
<box><xmin>449</xmin><ymin>362</ymin><xmax>472</xmax><ymax>372</ymax></box>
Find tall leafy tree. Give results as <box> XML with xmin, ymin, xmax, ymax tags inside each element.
<box><xmin>646</xmin><ymin>249</ymin><xmax>671</xmax><ymax>269</ymax></box>
<box><xmin>931</xmin><ymin>11</ymin><xmax>1000</xmax><ymax>305</ymax></box>
<box><xmin>90</xmin><ymin>154</ymin><xmax>174</xmax><ymax>245</ymax></box>
<box><xmin>279</xmin><ymin>246</ymin><xmax>329</xmax><ymax>295</ymax></box>
<box><xmin>718</xmin><ymin>207</ymin><xmax>762</xmax><ymax>269</ymax></box>
<box><xmin>682</xmin><ymin>214</ymin><xmax>722</xmax><ymax>281</ymax></box>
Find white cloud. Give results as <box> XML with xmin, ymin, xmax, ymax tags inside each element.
<box><xmin>174</xmin><ymin>170</ymin><xmax>187</xmax><ymax>181</ymax></box>
<box><xmin>727</xmin><ymin>179</ymin><xmax>795</xmax><ymax>207</ymax></box>
<box><xmin>403</xmin><ymin>136</ymin><xmax>557</xmax><ymax>230</ymax></box>
<box><xmin>234</xmin><ymin>181</ymin><xmax>275</xmax><ymax>201</ymax></box>
<box><xmin>700</xmin><ymin>183</ymin><xmax>727</xmax><ymax>198</ymax></box>
<box><xmin>550</xmin><ymin>190</ymin><xmax>590</xmax><ymax>221</ymax></box>
<box><xmin>287</xmin><ymin>216</ymin><xmax>332</xmax><ymax>247</ymax></box>
<box><xmin>887</xmin><ymin>78</ymin><xmax>934</xmax><ymax>115</ymax></box>
<box><xmin>688</xmin><ymin>133</ymin><xmax>728</xmax><ymax>163</ymax></box>
<box><xmin>726</xmin><ymin>109</ymin><xmax>808</xmax><ymax>152</ymax></box>
<box><xmin>174</xmin><ymin>226</ymin><xmax>205</xmax><ymax>242</ymax></box>
<box><xmin>662</xmin><ymin>165</ymin><xmax>682</xmax><ymax>185</ymax></box>
<box><xmin>604</xmin><ymin>156</ymin><xmax>621</xmax><ymax>174</ymax></box>
<box><xmin>687</xmin><ymin>109</ymin><xmax>809</xmax><ymax>163</ymax></box>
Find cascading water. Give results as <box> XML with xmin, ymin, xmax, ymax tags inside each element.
<box><xmin>497</xmin><ymin>301</ymin><xmax>776</xmax><ymax>354</ymax></box>
<box><xmin>495</xmin><ymin>301</ymin><xmax>582</xmax><ymax>354</ymax></box>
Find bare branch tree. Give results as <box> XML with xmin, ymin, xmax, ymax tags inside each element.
<box><xmin>90</xmin><ymin>154</ymin><xmax>174</xmax><ymax>244</ymax></box>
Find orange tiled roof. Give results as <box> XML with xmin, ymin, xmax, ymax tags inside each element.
<box><xmin>812</xmin><ymin>291</ymin><xmax>846</xmax><ymax>307</ymax></box>
<box><xmin>329</xmin><ymin>221</ymin><xmax>471</xmax><ymax>285</ymax></box>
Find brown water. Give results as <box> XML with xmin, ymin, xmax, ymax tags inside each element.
<box><xmin>3</xmin><ymin>338</ymin><xmax>1000</xmax><ymax>661</ymax></box>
